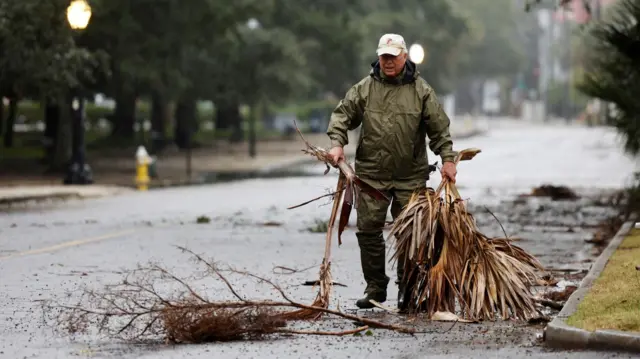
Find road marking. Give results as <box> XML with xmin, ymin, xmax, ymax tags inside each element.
<box><xmin>0</xmin><ymin>229</ymin><xmax>136</xmax><ymax>261</ymax></box>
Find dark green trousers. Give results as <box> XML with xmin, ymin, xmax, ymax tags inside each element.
<box><xmin>355</xmin><ymin>178</ymin><xmax>425</xmax><ymax>297</ymax></box>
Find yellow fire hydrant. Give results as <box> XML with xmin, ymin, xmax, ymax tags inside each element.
<box><xmin>135</xmin><ymin>145</ymin><xmax>151</xmax><ymax>191</ymax></box>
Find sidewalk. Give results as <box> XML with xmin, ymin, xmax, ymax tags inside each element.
<box><xmin>0</xmin><ymin>185</ymin><xmax>132</xmax><ymax>206</ymax></box>
<box><xmin>545</xmin><ymin>221</ymin><xmax>640</xmax><ymax>353</ymax></box>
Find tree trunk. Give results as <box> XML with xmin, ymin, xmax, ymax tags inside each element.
<box><xmin>174</xmin><ymin>96</ymin><xmax>197</xmax><ymax>150</ymax></box>
<box><xmin>43</xmin><ymin>99</ymin><xmax>60</xmax><ymax>164</ymax></box>
<box><xmin>150</xmin><ymin>91</ymin><xmax>169</xmax><ymax>153</ymax></box>
<box><xmin>111</xmin><ymin>88</ymin><xmax>136</xmax><ymax>139</ymax></box>
<box><xmin>214</xmin><ymin>100</ymin><xmax>242</xmax><ymax>142</ymax></box>
<box><xmin>215</xmin><ymin>102</ymin><xmax>235</xmax><ymax>130</ymax></box>
<box><xmin>3</xmin><ymin>97</ymin><xmax>18</xmax><ymax>148</ymax></box>
<box><xmin>0</xmin><ymin>96</ymin><xmax>4</xmax><ymax>138</ymax></box>
<box><xmin>51</xmin><ymin>94</ymin><xmax>72</xmax><ymax>171</ymax></box>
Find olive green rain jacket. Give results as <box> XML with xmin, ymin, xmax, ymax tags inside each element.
<box><xmin>326</xmin><ymin>60</ymin><xmax>457</xmax><ymax>189</ymax></box>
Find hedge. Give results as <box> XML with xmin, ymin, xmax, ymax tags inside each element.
<box><xmin>14</xmin><ymin>100</ymin><xmax>215</xmax><ymax>127</ymax></box>
<box><xmin>12</xmin><ymin>98</ymin><xmax>337</xmax><ymax>131</ymax></box>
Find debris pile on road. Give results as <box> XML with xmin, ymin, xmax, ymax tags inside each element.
<box><xmin>528</xmin><ymin>184</ymin><xmax>579</xmax><ymax>201</ymax></box>
<box><xmin>47</xmin><ymin>247</ymin><xmax>416</xmax><ymax>344</ymax></box>
<box><xmin>45</xmin><ymin>124</ymin><xmax>432</xmax><ymax>345</ymax></box>
<box><xmin>388</xmin><ymin>148</ymin><xmax>546</xmax><ymax>320</ymax></box>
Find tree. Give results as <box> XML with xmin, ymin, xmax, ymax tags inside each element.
<box><xmin>576</xmin><ymin>0</ymin><xmax>640</xmax><ymax>155</ymax></box>
<box><xmin>265</xmin><ymin>0</ymin><xmax>364</xmax><ymax>98</ymax></box>
<box><xmin>230</xmin><ymin>20</ymin><xmax>312</xmax><ymax>155</ymax></box>
<box><xmin>358</xmin><ymin>0</ymin><xmax>471</xmax><ymax>93</ymax></box>
<box><xmin>453</xmin><ymin>0</ymin><xmax>530</xmax><ymax>79</ymax></box>
<box><xmin>0</xmin><ymin>0</ymin><xmax>104</xmax><ymax>169</ymax></box>
<box><xmin>77</xmin><ymin>0</ymin><xmax>267</xmax><ymax>141</ymax></box>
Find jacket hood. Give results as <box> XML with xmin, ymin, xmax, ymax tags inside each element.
<box><xmin>369</xmin><ymin>59</ymin><xmax>419</xmax><ymax>85</ymax></box>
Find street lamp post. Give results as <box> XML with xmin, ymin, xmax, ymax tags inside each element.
<box><xmin>64</xmin><ymin>0</ymin><xmax>93</xmax><ymax>185</ymax></box>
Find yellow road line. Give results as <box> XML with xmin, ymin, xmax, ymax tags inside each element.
<box><xmin>0</xmin><ymin>229</ymin><xmax>136</xmax><ymax>261</ymax></box>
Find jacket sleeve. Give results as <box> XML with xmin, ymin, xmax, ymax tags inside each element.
<box><xmin>326</xmin><ymin>83</ymin><xmax>365</xmax><ymax>148</ymax></box>
<box><xmin>422</xmin><ymin>86</ymin><xmax>457</xmax><ymax>163</ymax></box>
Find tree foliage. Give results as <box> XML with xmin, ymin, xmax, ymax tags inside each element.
<box><xmin>452</xmin><ymin>0</ymin><xmax>530</xmax><ymax>79</ymax></box>
<box><xmin>0</xmin><ymin>0</ymin><xmax>105</xmax><ymax>99</ymax></box>
<box><xmin>576</xmin><ymin>0</ymin><xmax>640</xmax><ymax>156</ymax></box>
<box><xmin>358</xmin><ymin>0</ymin><xmax>470</xmax><ymax>92</ymax></box>
<box><xmin>0</xmin><ymin>0</ymin><xmax>544</xmax><ymax>158</ymax></box>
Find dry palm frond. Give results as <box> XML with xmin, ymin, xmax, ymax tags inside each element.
<box><xmin>389</xmin><ymin>148</ymin><xmax>545</xmax><ymax>321</ymax></box>
<box><xmin>281</xmin><ymin>173</ymin><xmax>345</xmax><ymax>320</ymax></box>
<box><xmin>286</xmin><ymin>122</ymin><xmax>390</xmax><ymax>320</ymax></box>
<box><xmin>291</xmin><ymin>120</ymin><xmax>388</xmax><ymax>244</ymax></box>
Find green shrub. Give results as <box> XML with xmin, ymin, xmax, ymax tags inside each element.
<box><xmin>15</xmin><ymin>100</ymin><xmax>215</xmax><ymax>129</ymax></box>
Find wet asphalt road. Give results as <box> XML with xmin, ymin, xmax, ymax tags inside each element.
<box><xmin>1</xmin><ymin>121</ymin><xmax>639</xmax><ymax>358</ymax></box>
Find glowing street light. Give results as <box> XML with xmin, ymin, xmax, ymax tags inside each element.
<box><xmin>409</xmin><ymin>43</ymin><xmax>425</xmax><ymax>64</ymax></box>
<box><xmin>66</xmin><ymin>0</ymin><xmax>92</xmax><ymax>30</ymax></box>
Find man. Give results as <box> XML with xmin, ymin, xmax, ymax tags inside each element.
<box><xmin>326</xmin><ymin>33</ymin><xmax>458</xmax><ymax>309</ymax></box>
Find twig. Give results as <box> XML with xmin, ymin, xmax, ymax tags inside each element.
<box><xmin>149</xmin><ymin>265</ymin><xmax>207</xmax><ymax>303</ymax></box>
<box><xmin>542</xmin><ymin>267</ymin><xmax>587</xmax><ymax>273</ymax></box>
<box><xmin>224</xmin><ymin>267</ymin><xmax>415</xmax><ymax>334</ymax></box>
<box><xmin>278</xmin><ymin>326</ymin><xmax>369</xmax><ymax>336</ymax></box>
<box><xmin>175</xmin><ymin>246</ymin><xmax>247</xmax><ymax>303</ymax></box>
<box><xmin>287</xmin><ymin>187</ymin><xmax>346</xmax><ymax>210</ymax></box>
<box><xmin>302</xmin><ymin>280</ymin><xmax>347</xmax><ymax>287</ymax></box>
<box><xmin>272</xmin><ymin>264</ymin><xmax>317</xmax><ymax>275</ymax></box>
<box><xmin>535</xmin><ymin>298</ymin><xmax>564</xmax><ymax>311</ymax></box>
<box><xmin>483</xmin><ymin>206</ymin><xmax>510</xmax><ymax>240</ymax></box>
<box><xmin>47</xmin><ymin>246</ymin><xmax>424</xmax><ymax>345</ymax></box>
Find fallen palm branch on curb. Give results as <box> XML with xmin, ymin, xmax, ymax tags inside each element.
<box><xmin>45</xmin><ymin>247</ymin><xmax>417</xmax><ymax>344</ymax></box>
<box><xmin>388</xmin><ymin>148</ymin><xmax>546</xmax><ymax>321</ymax></box>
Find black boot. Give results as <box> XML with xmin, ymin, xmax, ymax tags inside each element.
<box><xmin>355</xmin><ymin>292</ymin><xmax>386</xmax><ymax>309</ymax></box>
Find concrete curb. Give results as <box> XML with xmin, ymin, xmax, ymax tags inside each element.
<box><xmin>0</xmin><ymin>185</ymin><xmax>133</xmax><ymax>206</ymax></box>
<box><xmin>258</xmin><ymin>127</ymin><xmax>488</xmax><ymax>174</ymax></box>
<box><xmin>544</xmin><ymin>220</ymin><xmax>640</xmax><ymax>353</ymax></box>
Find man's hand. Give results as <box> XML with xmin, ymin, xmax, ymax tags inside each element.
<box><xmin>441</xmin><ymin>161</ymin><xmax>457</xmax><ymax>183</ymax></box>
<box><xmin>328</xmin><ymin>146</ymin><xmax>345</xmax><ymax>166</ymax></box>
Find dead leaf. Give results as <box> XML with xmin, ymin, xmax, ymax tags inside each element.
<box><xmin>536</xmin><ymin>275</ymin><xmax>559</xmax><ymax>286</ymax></box>
<box><xmin>543</xmin><ymin>285</ymin><xmax>577</xmax><ymax>302</ymax></box>
<box><xmin>369</xmin><ymin>300</ymin><xmax>400</xmax><ymax>314</ymax></box>
<box><xmin>431</xmin><ymin>311</ymin><xmax>477</xmax><ymax>323</ymax></box>
<box><xmin>528</xmin><ymin>315</ymin><xmax>551</xmax><ymax>325</ymax></box>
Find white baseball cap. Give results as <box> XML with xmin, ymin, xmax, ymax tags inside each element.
<box><xmin>376</xmin><ymin>33</ymin><xmax>407</xmax><ymax>56</ymax></box>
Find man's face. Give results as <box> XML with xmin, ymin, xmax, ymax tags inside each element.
<box><xmin>379</xmin><ymin>52</ymin><xmax>407</xmax><ymax>78</ymax></box>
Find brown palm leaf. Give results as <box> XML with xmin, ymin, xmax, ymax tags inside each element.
<box><xmin>290</xmin><ymin>121</ymin><xmax>388</xmax><ymax>245</ymax></box>
<box><xmin>388</xmin><ymin>148</ymin><xmax>544</xmax><ymax>321</ymax></box>
<box><xmin>281</xmin><ymin>173</ymin><xmax>346</xmax><ymax>320</ymax></box>
<box><xmin>284</xmin><ymin>124</ymin><xmax>389</xmax><ymax>320</ymax></box>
